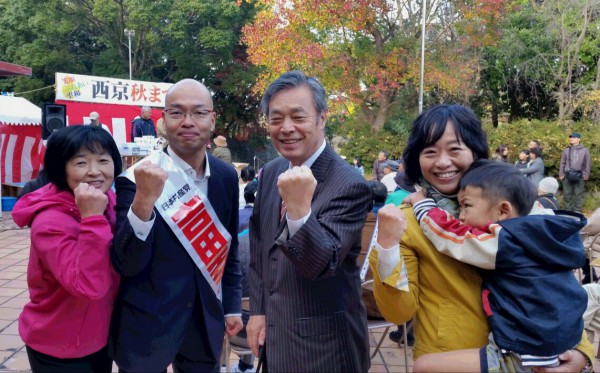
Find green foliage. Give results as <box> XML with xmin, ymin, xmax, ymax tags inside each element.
<box><xmin>338</xmin><ymin>116</ymin><xmax>408</xmax><ymax>177</ymax></box>
<box><xmin>486</xmin><ymin>119</ymin><xmax>600</xmax><ymax>212</ymax></box>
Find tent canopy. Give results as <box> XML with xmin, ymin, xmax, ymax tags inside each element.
<box><xmin>0</xmin><ymin>96</ymin><xmax>42</xmax><ymax>125</ymax></box>
<box><xmin>0</xmin><ymin>61</ymin><xmax>32</xmax><ymax>77</ymax></box>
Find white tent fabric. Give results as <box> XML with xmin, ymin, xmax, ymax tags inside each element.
<box><xmin>0</xmin><ymin>96</ymin><xmax>41</xmax><ymax>125</ymax></box>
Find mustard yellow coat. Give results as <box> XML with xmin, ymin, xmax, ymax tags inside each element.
<box><xmin>368</xmin><ymin>205</ymin><xmax>593</xmax><ymax>361</ymax></box>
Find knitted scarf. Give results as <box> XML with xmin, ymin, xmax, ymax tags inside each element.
<box><xmin>420</xmin><ymin>179</ymin><xmax>460</xmax><ymax>218</ymax></box>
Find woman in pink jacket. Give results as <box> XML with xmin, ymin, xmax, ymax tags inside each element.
<box><xmin>12</xmin><ymin>125</ymin><xmax>121</xmax><ymax>373</ymax></box>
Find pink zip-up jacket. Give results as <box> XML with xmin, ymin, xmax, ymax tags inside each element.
<box><xmin>12</xmin><ymin>183</ymin><xmax>119</xmax><ymax>358</ymax></box>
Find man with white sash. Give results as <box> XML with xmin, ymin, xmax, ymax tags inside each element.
<box><xmin>109</xmin><ymin>79</ymin><xmax>242</xmax><ymax>373</ymax></box>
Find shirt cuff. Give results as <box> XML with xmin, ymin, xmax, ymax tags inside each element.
<box><xmin>375</xmin><ymin>242</ymin><xmax>400</xmax><ymax>280</ymax></box>
<box><xmin>287</xmin><ymin>209</ymin><xmax>311</xmax><ymax>237</ymax></box>
<box><xmin>127</xmin><ymin>207</ymin><xmax>156</xmax><ymax>241</ymax></box>
<box><xmin>224</xmin><ymin>313</ymin><xmax>242</xmax><ymax>318</ymax></box>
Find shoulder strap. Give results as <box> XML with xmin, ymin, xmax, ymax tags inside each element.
<box><xmin>541</xmin><ymin>196</ymin><xmax>559</xmax><ymax>210</ymax></box>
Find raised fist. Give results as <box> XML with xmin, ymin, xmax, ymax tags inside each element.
<box><xmin>74</xmin><ymin>182</ymin><xmax>109</xmax><ymax>218</ymax></box>
<box><xmin>376</xmin><ymin>204</ymin><xmax>407</xmax><ymax>249</ymax></box>
<box><xmin>277</xmin><ymin>166</ymin><xmax>317</xmax><ymax>220</ymax></box>
<box><xmin>131</xmin><ymin>161</ymin><xmax>168</xmax><ymax>221</ymax></box>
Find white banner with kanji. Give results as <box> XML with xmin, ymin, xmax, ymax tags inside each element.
<box><xmin>121</xmin><ymin>151</ymin><xmax>232</xmax><ymax>299</ymax></box>
<box><xmin>55</xmin><ymin>72</ymin><xmax>173</xmax><ymax>108</ymax></box>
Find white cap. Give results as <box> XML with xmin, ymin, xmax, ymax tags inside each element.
<box><xmin>90</xmin><ymin>111</ymin><xmax>99</xmax><ymax>120</ymax></box>
<box><xmin>538</xmin><ymin>177</ymin><xmax>559</xmax><ymax>195</ymax></box>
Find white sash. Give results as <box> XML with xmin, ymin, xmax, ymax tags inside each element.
<box><xmin>120</xmin><ymin>151</ymin><xmax>232</xmax><ymax>300</ymax></box>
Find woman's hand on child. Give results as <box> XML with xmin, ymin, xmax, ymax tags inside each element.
<box><xmin>75</xmin><ymin>182</ymin><xmax>109</xmax><ymax>218</ymax></box>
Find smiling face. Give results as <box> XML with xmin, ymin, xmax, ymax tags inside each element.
<box><xmin>267</xmin><ymin>85</ymin><xmax>326</xmax><ymax>166</ymax></box>
<box><xmin>419</xmin><ymin>123</ymin><xmax>475</xmax><ymax>195</ymax></box>
<box><xmin>163</xmin><ymin>80</ymin><xmax>215</xmax><ymax>161</ymax></box>
<box><xmin>65</xmin><ymin>147</ymin><xmax>115</xmax><ymax>193</ymax></box>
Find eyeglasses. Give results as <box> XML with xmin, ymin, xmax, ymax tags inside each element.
<box><xmin>163</xmin><ymin>109</ymin><xmax>213</xmax><ymax>121</ymax></box>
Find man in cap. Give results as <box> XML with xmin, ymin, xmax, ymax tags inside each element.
<box><xmin>559</xmin><ymin>132</ymin><xmax>591</xmax><ymax>212</ymax></box>
<box><xmin>380</xmin><ymin>160</ymin><xmax>399</xmax><ymax>193</ymax></box>
<box><xmin>89</xmin><ymin>111</ymin><xmax>110</xmax><ymax>133</ymax></box>
<box><xmin>212</xmin><ymin>135</ymin><xmax>232</xmax><ymax>162</ymax></box>
<box><xmin>131</xmin><ymin>106</ymin><xmax>157</xmax><ymax>141</ymax></box>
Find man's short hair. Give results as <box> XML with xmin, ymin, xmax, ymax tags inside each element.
<box><xmin>260</xmin><ymin>70</ymin><xmax>327</xmax><ymax>117</ymax></box>
<box><xmin>44</xmin><ymin>125</ymin><xmax>122</xmax><ymax>191</ymax></box>
<box><xmin>243</xmin><ymin>180</ymin><xmax>258</xmax><ymax>204</ymax></box>
<box><xmin>367</xmin><ymin>180</ymin><xmax>388</xmax><ymax>205</ymax></box>
<box><xmin>459</xmin><ymin>160</ymin><xmax>536</xmax><ymax>216</ymax></box>
<box><xmin>240</xmin><ymin>166</ymin><xmax>256</xmax><ymax>183</ymax></box>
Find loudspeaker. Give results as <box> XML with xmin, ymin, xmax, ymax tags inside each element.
<box><xmin>42</xmin><ymin>103</ymin><xmax>66</xmax><ymax>140</ymax></box>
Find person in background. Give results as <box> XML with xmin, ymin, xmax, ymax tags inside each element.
<box><xmin>528</xmin><ymin>139</ymin><xmax>541</xmax><ymax>152</ymax></box>
<box><xmin>514</xmin><ymin>149</ymin><xmax>529</xmax><ymax>171</ymax></box>
<box><xmin>130</xmin><ymin>106</ymin><xmax>156</xmax><ymax>141</ymax></box>
<box><xmin>89</xmin><ymin>111</ymin><xmax>110</xmax><ymax>133</ymax></box>
<box><xmin>212</xmin><ymin>135</ymin><xmax>232</xmax><ymax>163</ymax></box>
<box><xmin>491</xmin><ymin>144</ymin><xmax>509</xmax><ymax>163</ymax></box>
<box><xmin>385</xmin><ymin>171</ymin><xmax>417</xmax><ymax>207</ymax></box>
<box><xmin>239</xmin><ymin>180</ymin><xmax>257</xmax><ymax>233</ymax></box>
<box><xmin>559</xmin><ymin>132</ymin><xmax>591</xmax><ymax>213</ymax></box>
<box><xmin>366</xmin><ymin>180</ymin><xmax>388</xmax><ymax>215</ymax></box>
<box><xmin>519</xmin><ymin>147</ymin><xmax>544</xmax><ymax>188</ymax></box>
<box><xmin>380</xmin><ymin>161</ymin><xmax>399</xmax><ymax>193</ymax></box>
<box><xmin>373</xmin><ymin>150</ymin><xmax>389</xmax><ymax>181</ymax></box>
<box><xmin>231</xmin><ymin>181</ymin><xmax>259</xmax><ymax>373</ymax></box>
<box><xmin>247</xmin><ymin>70</ymin><xmax>370</xmax><ymax>372</ymax></box>
<box><xmin>536</xmin><ymin>176</ymin><xmax>560</xmax><ymax>210</ymax></box>
<box><xmin>12</xmin><ymin>125</ymin><xmax>121</xmax><ymax>373</ymax></box>
<box><xmin>238</xmin><ymin>166</ymin><xmax>256</xmax><ymax>209</ymax></box>
<box><xmin>353</xmin><ymin>156</ymin><xmax>365</xmax><ymax>177</ymax></box>
<box><xmin>582</xmin><ymin>208</ymin><xmax>600</xmax><ymax>285</ymax></box>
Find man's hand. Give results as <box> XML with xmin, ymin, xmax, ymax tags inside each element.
<box><xmin>277</xmin><ymin>166</ymin><xmax>317</xmax><ymax>220</ymax></box>
<box><xmin>131</xmin><ymin>161</ymin><xmax>168</xmax><ymax>221</ymax></box>
<box><xmin>74</xmin><ymin>183</ymin><xmax>109</xmax><ymax>219</ymax></box>
<box><xmin>247</xmin><ymin>315</ymin><xmax>266</xmax><ymax>356</ymax></box>
<box><xmin>225</xmin><ymin>316</ymin><xmax>243</xmax><ymax>337</ymax></box>
<box><xmin>559</xmin><ymin>175</ymin><xmax>565</xmax><ymax>181</ymax></box>
<box><xmin>533</xmin><ymin>349</ymin><xmax>587</xmax><ymax>372</ymax></box>
<box><xmin>403</xmin><ymin>190</ymin><xmax>427</xmax><ymax>206</ymax></box>
<box><xmin>376</xmin><ymin>204</ymin><xmax>407</xmax><ymax>249</ymax></box>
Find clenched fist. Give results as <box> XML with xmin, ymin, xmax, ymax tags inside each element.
<box><xmin>376</xmin><ymin>204</ymin><xmax>407</xmax><ymax>249</ymax></box>
<box><xmin>74</xmin><ymin>182</ymin><xmax>109</xmax><ymax>218</ymax></box>
<box><xmin>277</xmin><ymin>166</ymin><xmax>317</xmax><ymax>220</ymax></box>
<box><xmin>131</xmin><ymin>161</ymin><xmax>168</xmax><ymax>221</ymax></box>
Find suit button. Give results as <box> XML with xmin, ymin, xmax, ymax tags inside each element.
<box><xmin>187</xmin><ymin>302</ymin><xmax>192</xmax><ymax>308</ymax></box>
<box><xmin>271</xmin><ymin>256</ymin><xmax>277</xmax><ymax>262</ymax></box>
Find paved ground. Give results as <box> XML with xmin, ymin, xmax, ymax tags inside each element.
<box><xmin>0</xmin><ymin>211</ymin><xmax>413</xmax><ymax>372</ymax></box>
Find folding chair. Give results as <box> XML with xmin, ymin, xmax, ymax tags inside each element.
<box><xmin>362</xmin><ymin>280</ymin><xmax>411</xmax><ymax>373</ymax></box>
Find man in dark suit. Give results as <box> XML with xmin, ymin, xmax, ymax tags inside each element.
<box><xmin>247</xmin><ymin>71</ymin><xmax>371</xmax><ymax>372</ymax></box>
<box><xmin>109</xmin><ymin>79</ymin><xmax>242</xmax><ymax>372</ymax></box>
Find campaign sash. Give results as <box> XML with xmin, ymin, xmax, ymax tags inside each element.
<box><xmin>120</xmin><ymin>151</ymin><xmax>232</xmax><ymax>300</ymax></box>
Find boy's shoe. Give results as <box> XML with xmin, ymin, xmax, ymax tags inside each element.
<box><xmin>231</xmin><ymin>364</ymin><xmax>256</xmax><ymax>373</ymax></box>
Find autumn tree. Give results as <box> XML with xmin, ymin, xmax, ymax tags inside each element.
<box><xmin>242</xmin><ymin>0</ymin><xmax>511</xmax><ymax>133</ymax></box>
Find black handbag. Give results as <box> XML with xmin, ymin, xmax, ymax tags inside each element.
<box><xmin>566</xmin><ymin>169</ymin><xmax>583</xmax><ymax>182</ymax></box>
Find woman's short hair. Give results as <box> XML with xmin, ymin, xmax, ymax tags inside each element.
<box><xmin>402</xmin><ymin>104</ymin><xmax>489</xmax><ymax>184</ymax></box>
<box><xmin>44</xmin><ymin>125</ymin><xmax>122</xmax><ymax>191</ymax></box>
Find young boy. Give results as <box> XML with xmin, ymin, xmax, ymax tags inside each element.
<box><xmin>407</xmin><ymin>160</ymin><xmax>588</xmax><ymax>372</ymax></box>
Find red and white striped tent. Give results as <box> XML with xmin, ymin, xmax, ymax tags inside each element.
<box><xmin>0</xmin><ymin>95</ymin><xmax>44</xmax><ymax>185</ymax></box>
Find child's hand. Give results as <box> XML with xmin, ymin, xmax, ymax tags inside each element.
<box><xmin>403</xmin><ymin>190</ymin><xmax>427</xmax><ymax>206</ymax></box>
<box><xmin>376</xmin><ymin>204</ymin><xmax>407</xmax><ymax>249</ymax></box>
